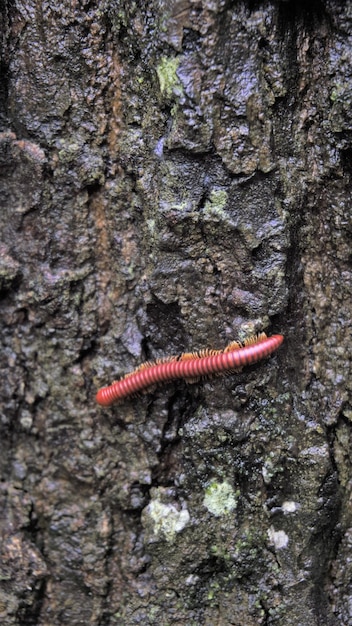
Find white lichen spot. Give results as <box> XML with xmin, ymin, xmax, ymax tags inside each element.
<box><xmin>300</xmin><ymin>445</ymin><xmax>329</xmax><ymax>459</ymax></box>
<box><xmin>146</xmin><ymin>500</ymin><xmax>190</xmax><ymax>542</ymax></box>
<box><xmin>203</xmin><ymin>481</ymin><xmax>237</xmax><ymax>517</ymax></box>
<box><xmin>282</xmin><ymin>500</ymin><xmax>300</xmax><ymax>514</ymax></box>
<box><xmin>268</xmin><ymin>526</ymin><xmax>289</xmax><ymax>549</ymax></box>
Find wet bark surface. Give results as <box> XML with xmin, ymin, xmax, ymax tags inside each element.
<box><xmin>0</xmin><ymin>1</ymin><xmax>351</xmax><ymax>624</ymax></box>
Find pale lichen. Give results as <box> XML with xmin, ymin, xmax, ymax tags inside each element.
<box><xmin>203</xmin><ymin>189</ymin><xmax>228</xmax><ymax>220</ymax></box>
<box><xmin>143</xmin><ymin>498</ymin><xmax>190</xmax><ymax>542</ymax></box>
<box><xmin>267</xmin><ymin>526</ymin><xmax>289</xmax><ymax>549</ymax></box>
<box><xmin>203</xmin><ymin>480</ymin><xmax>237</xmax><ymax>517</ymax></box>
<box><xmin>156</xmin><ymin>56</ymin><xmax>182</xmax><ymax>98</ymax></box>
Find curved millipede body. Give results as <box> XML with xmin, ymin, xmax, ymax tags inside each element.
<box><xmin>96</xmin><ymin>333</ymin><xmax>284</xmax><ymax>407</ymax></box>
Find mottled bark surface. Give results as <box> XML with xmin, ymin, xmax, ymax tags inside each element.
<box><xmin>0</xmin><ymin>1</ymin><xmax>351</xmax><ymax>624</ymax></box>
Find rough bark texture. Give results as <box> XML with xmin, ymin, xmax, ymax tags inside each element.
<box><xmin>0</xmin><ymin>1</ymin><xmax>351</xmax><ymax>624</ymax></box>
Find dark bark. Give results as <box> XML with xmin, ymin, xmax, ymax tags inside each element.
<box><xmin>0</xmin><ymin>1</ymin><xmax>351</xmax><ymax>624</ymax></box>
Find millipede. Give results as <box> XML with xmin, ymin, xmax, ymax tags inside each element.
<box><xmin>96</xmin><ymin>332</ymin><xmax>284</xmax><ymax>407</ymax></box>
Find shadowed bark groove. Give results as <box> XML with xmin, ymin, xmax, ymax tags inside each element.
<box><xmin>0</xmin><ymin>1</ymin><xmax>351</xmax><ymax>624</ymax></box>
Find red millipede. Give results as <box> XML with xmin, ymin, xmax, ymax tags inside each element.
<box><xmin>96</xmin><ymin>333</ymin><xmax>284</xmax><ymax>407</ymax></box>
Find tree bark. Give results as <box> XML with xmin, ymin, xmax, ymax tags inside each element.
<box><xmin>0</xmin><ymin>1</ymin><xmax>351</xmax><ymax>624</ymax></box>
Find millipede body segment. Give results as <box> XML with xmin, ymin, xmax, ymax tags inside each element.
<box><xmin>96</xmin><ymin>333</ymin><xmax>284</xmax><ymax>407</ymax></box>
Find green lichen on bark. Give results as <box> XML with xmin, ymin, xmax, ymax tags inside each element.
<box><xmin>156</xmin><ymin>56</ymin><xmax>182</xmax><ymax>98</ymax></box>
<box><xmin>203</xmin><ymin>480</ymin><xmax>238</xmax><ymax>517</ymax></box>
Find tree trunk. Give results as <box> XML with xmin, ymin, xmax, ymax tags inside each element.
<box><xmin>0</xmin><ymin>1</ymin><xmax>351</xmax><ymax>624</ymax></box>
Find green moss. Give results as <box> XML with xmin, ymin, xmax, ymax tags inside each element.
<box><xmin>207</xmin><ymin>580</ymin><xmax>221</xmax><ymax>601</ymax></box>
<box><xmin>156</xmin><ymin>56</ymin><xmax>182</xmax><ymax>98</ymax></box>
<box><xmin>203</xmin><ymin>480</ymin><xmax>237</xmax><ymax>517</ymax></box>
<box><xmin>209</xmin><ymin>544</ymin><xmax>231</xmax><ymax>561</ymax></box>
